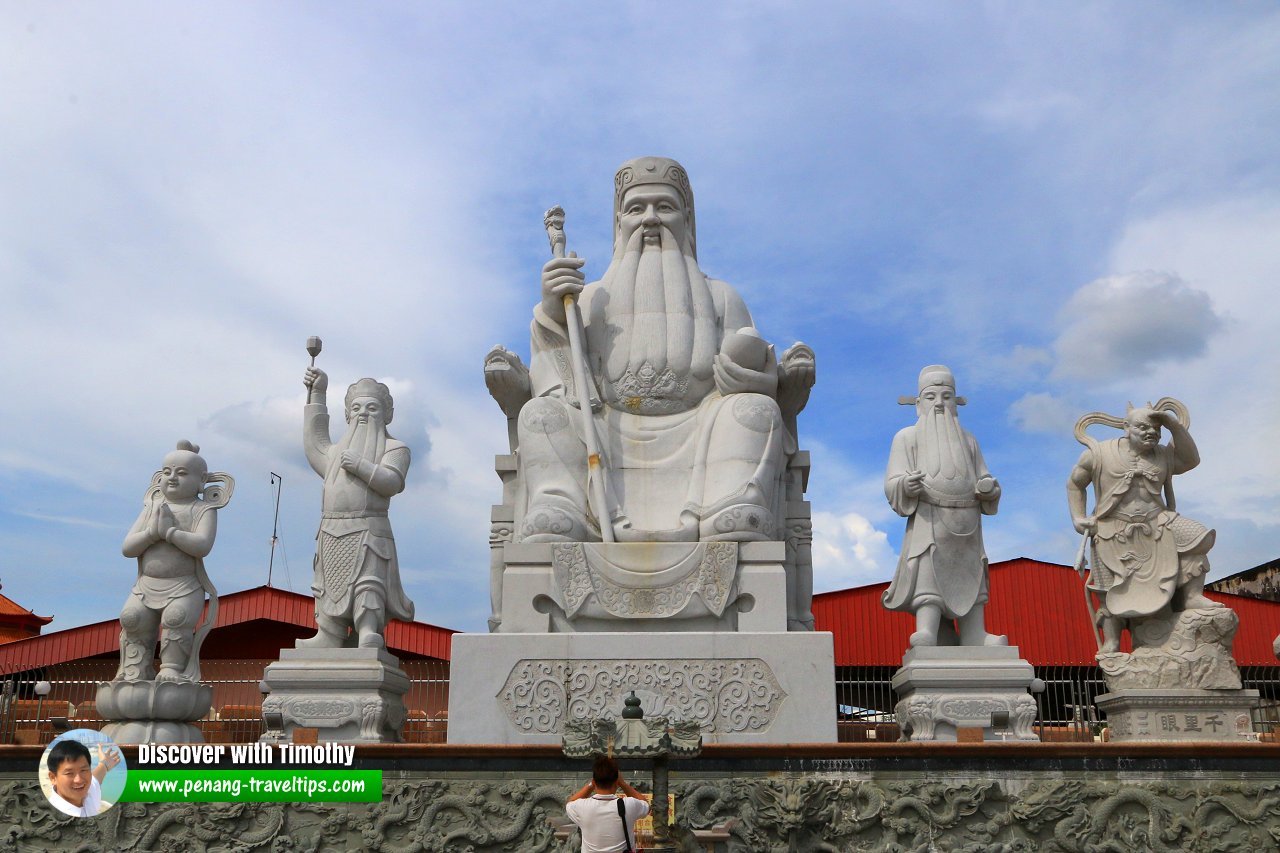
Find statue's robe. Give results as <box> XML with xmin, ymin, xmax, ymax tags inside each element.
<box><xmin>519</xmin><ymin>272</ymin><xmax>790</xmax><ymax>539</ymax></box>
<box><xmin>882</xmin><ymin>424</ymin><xmax>998</xmax><ymax>619</ymax></box>
<box><xmin>304</xmin><ymin>404</ymin><xmax>415</xmax><ymax>624</ymax></box>
<box><xmin>1087</xmin><ymin>439</ymin><xmax>1214</xmax><ymax>618</ymax></box>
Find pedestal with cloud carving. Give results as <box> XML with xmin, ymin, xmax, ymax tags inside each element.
<box><xmin>448</xmin><ymin>542</ymin><xmax>834</xmax><ymax>744</ymax></box>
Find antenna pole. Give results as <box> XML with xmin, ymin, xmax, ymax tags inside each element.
<box><xmin>268</xmin><ymin>472</ymin><xmax>283</xmax><ymax>587</ymax></box>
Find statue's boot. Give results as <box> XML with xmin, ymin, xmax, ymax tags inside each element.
<box><xmin>958</xmin><ymin>606</ymin><xmax>1007</xmax><ymax>646</ymax></box>
<box><xmin>355</xmin><ymin>590</ymin><xmax>386</xmax><ymax>649</ymax></box>
<box><xmin>1180</xmin><ymin>576</ymin><xmax>1223</xmax><ymax>610</ymax></box>
<box><xmin>157</xmin><ymin>629</ymin><xmax>194</xmax><ymax>682</ymax></box>
<box><xmin>521</xmin><ymin>501</ymin><xmax>596</xmax><ymax>543</ymax></box>
<box><xmin>297</xmin><ymin>615</ymin><xmax>347</xmax><ymax>649</ymax></box>
<box><xmin>1099</xmin><ymin>617</ymin><xmax>1122</xmax><ymax>653</ymax></box>
<box><xmin>699</xmin><ymin>482</ymin><xmax>774</xmax><ymax>542</ymax></box>
<box><xmin>909</xmin><ymin>604</ymin><xmax>942</xmax><ymax>648</ymax></box>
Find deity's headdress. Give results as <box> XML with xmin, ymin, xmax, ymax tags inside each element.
<box><xmin>917</xmin><ymin>365</ymin><xmax>956</xmax><ymax>393</ymax></box>
<box><xmin>898</xmin><ymin>365</ymin><xmax>966</xmax><ymax>407</ymax></box>
<box><xmin>345</xmin><ymin>378</ymin><xmax>395</xmax><ymax>424</ymax></box>
<box><xmin>614</xmin><ymin>156</ymin><xmax>696</xmax><ymax>258</ymax></box>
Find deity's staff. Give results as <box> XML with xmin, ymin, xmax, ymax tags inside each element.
<box><xmin>544</xmin><ymin>206</ymin><xmax>615</xmax><ymax>542</ymax></box>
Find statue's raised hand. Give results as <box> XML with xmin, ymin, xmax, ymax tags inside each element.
<box><xmin>903</xmin><ymin>470</ymin><xmax>926</xmax><ymax>497</ymax></box>
<box><xmin>484</xmin><ymin>346</ymin><xmax>532</xmax><ymax>419</ymax></box>
<box><xmin>540</xmin><ymin>255</ymin><xmax>586</xmax><ymax>325</ymax></box>
<box><xmin>777</xmin><ymin>343</ymin><xmax>816</xmax><ymax>419</ymax></box>
<box><xmin>304</xmin><ymin>366</ymin><xmax>328</xmax><ymax>394</ymax></box>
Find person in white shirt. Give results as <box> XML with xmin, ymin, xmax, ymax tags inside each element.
<box><xmin>45</xmin><ymin>739</ymin><xmax>120</xmax><ymax>817</ymax></box>
<box><xmin>565</xmin><ymin>756</ymin><xmax>650</xmax><ymax>853</ymax></box>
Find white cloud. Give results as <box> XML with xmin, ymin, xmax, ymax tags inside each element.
<box><xmin>1051</xmin><ymin>271</ymin><xmax>1225</xmax><ymax>381</ymax></box>
<box><xmin>811</xmin><ymin>509</ymin><xmax>897</xmax><ymax>594</ymax></box>
<box><xmin>1008</xmin><ymin>391</ymin><xmax>1078</xmax><ymax>437</ymax></box>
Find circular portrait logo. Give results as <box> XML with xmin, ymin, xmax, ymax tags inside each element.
<box><xmin>39</xmin><ymin>729</ymin><xmax>127</xmax><ymax>818</ymax></box>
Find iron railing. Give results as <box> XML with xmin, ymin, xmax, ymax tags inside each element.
<box><xmin>0</xmin><ymin>658</ymin><xmax>450</xmax><ymax>745</ymax></box>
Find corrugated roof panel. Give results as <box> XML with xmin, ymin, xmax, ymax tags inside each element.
<box><xmin>0</xmin><ymin>585</ymin><xmax>456</xmax><ymax>673</ymax></box>
<box><xmin>815</xmin><ymin>558</ymin><xmax>1280</xmax><ymax>667</ymax></box>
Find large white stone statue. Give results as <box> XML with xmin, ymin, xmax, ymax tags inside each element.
<box><xmin>884</xmin><ymin>365</ymin><xmax>1004</xmax><ymax>648</ymax></box>
<box><xmin>453</xmin><ymin>158</ymin><xmax>835</xmax><ymax>745</ymax></box>
<box><xmin>258</xmin><ymin>359</ymin><xmax>415</xmax><ymax>744</ymax></box>
<box><xmin>493</xmin><ymin>155</ymin><xmax>815</xmax><ymax>546</ymax></box>
<box><xmin>298</xmin><ymin>367</ymin><xmax>415</xmax><ymax>648</ymax></box>
<box><xmin>1069</xmin><ymin>399</ymin><xmax>1255</xmax><ymax>741</ymax></box>
<box><xmin>117</xmin><ymin>441</ymin><xmax>230</xmax><ymax>681</ymax></box>
<box><xmin>98</xmin><ymin>441</ymin><xmax>234</xmax><ymax>743</ymax></box>
<box><xmin>883</xmin><ymin>369</ymin><xmax>1039</xmax><ymax>743</ymax></box>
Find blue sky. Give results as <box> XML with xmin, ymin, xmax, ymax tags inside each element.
<box><xmin>1</xmin><ymin>3</ymin><xmax>1277</xmax><ymax>635</ymax></box>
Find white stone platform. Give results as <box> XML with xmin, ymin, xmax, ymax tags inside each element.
<box><xmin>259</xmin><ymin>648</ymin><xmax>410</xmax><ymax>743</ymax></box>
<box><xmin>1096</xmin><ymin>688</ymin><xmax>1260</xmax><ymax>742</ymax></box>
<box><xmin>447</xmin><ymin>631</ymin><xmax>836</xmax><ymax>744</ymax></box>
<box><xmin>891</xmin><ymin>646</ymin><xmax>1040</xmax><ymax>742</ymax></box>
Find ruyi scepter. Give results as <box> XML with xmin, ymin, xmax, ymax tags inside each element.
<box><xmin>544</xmin><ymin>206</ymin><xmax>615</xmax><ymax>542</ymax></box>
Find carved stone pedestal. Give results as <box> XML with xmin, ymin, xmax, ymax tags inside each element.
<box><xmin>447</xmin><ymin>631</ymin><xmax>836</xmax><ymax>744</ymax></box>
<box><xmin>1096</xmin><ymin>689</ymin><xmax>1259</xmax><ymax>742</ymax></box>
<box><xmin>259</xmin><ymin>648</ymin><xmax>409</xmax><ymax>743</ymax></box>
<box><xmin>98</xmin><ymin>680</ymin><xmax>212</xmax><ymax>744</ymax></box>
<box><xmin>496</xmin><ymin>541</ymin><xmax>788</xmax><ymax>633</ymax></box>
<box><xmin>892</xmin><ymin>646</ymin><xmax>1039</xmax><ymax>742</ymax></box>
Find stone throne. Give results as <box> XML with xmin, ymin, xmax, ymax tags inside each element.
<box><xmin>481</xmin><ymin>345</ymin><xmax>816</xmax><ymax>637</ymax></box>
<box><xmin>445</xmin><ymin>350</ymin><xmax>835</xmax><ymax>745</ymax></box>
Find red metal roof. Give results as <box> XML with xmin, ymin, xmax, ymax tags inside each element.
<box><xmin>0</xmin><ymin>585</ymin><xmax>454</xmax><ymax>675</ymax></box>
<box><xmin>814</xmin><ymin>557</ymin><xmax>1280</xmax><ymax>667</ymax></box>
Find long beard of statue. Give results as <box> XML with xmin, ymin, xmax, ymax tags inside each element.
<box><xmin>600</xmin><ymin>225</ymin><xmax>718</xmax><ymax>385</ymax></box>
<box><xmin>917</xmin><ymin>408</ymin><xmax>974</xmax><ymax>492</ymax></box>
<box><xmin>329</xmin><ymin>417</ymin><xmax>384</xmax><ymax>485</ymax></box>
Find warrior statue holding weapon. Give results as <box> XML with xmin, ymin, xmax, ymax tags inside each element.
<box><xmin>1067</xmin><ymin>398</ymin><xmax>1222</xmax><ymax>656</ymax></box>
<box><xmin>487</xmin><ymin>156</ymin><xmax>816</xmax><ymax>547</ymax></box>
<box><xmin>300</xmin><ymin>343</ymin><xmax>415</xmax><ymax>650</ymax></box>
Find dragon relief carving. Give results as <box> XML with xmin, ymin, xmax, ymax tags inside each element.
<box><xmin>1</xmin><ymin>775</ymin><xmax>1277</xmax><ymax>851</ymax></box>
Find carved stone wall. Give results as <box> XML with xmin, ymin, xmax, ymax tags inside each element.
<box><xmin>3</xmin><ymin>754</ymin><xmax>1278</xmax><ymax>851</ymax></box>
<box><xmin>498</xmin><ymin>657</ymin><xmax>785</xmax><ymax>735</ymax></box>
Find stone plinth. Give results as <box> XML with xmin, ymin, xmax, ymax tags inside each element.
<box><xmin>1096</xmin><ymin>689</ymin><xmax>1260</xmax><ymax>742</ymax></box>
<box><xmin>98</xmin><ymin>680</ymin><xmax>212</xmax><ymax>744</ymax></box>
<box><xmin>891</xmin><ymin>646</ymin><xmax>1039</xmax><ymax>742</ymax></box>
<box><xmin>497</xmin><ymin>541</ymin><xmax>788</xmax><ymax>633</ymax></box>
<box><xmin>447</xmin><ymin>631</ymin><xmax>836</xmax><ymax>744</ymax></box>
<box><xmin>259</xmin><ymin>648</ymin><xmax>409</xmax><ymax>743</ymax></box>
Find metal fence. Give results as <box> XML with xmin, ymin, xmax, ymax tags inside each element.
<box><xmin>837</xmin><ymin>664</ymin><xmax>1280</xmax><ymax>742</ymax></box>
<box><xmin>0</xmin><ymin>659</ymin><xmax>450</xmax><ymax>746</ymax></box>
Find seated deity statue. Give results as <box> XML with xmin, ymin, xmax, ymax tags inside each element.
<box><xmin>486</xmin><ymin>156</ymin><xmax>816</xmax><ymax>547</ymax></box>
<box><xmin>883</xmin><ymin>366</ymin><xmax>1005</xmax><ymax>648</ymax></box>
<box><xmin>1068</xmin><ymin>399</ymin><xmax>1222</xmax><ymax>657</ymax></box>
<box><xmin>298</xmin><ymin>367</ymin><xmax>415</xmax><ymax>649</ymax></box>
<box><xmin>118</xmin><ymin>441</ymin><xmax>232</xmax><ymax>682</ymax></box>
